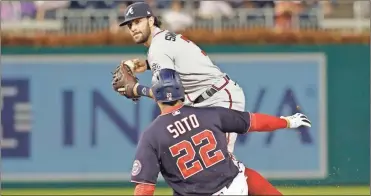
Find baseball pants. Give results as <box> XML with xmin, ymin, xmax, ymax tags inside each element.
<box><xmin>212</xmin><ymin>160</ymin><xmax>248</xmax><ymax>195</ymax></box>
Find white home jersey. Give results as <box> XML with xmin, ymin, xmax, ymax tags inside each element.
<box><xmin>147</xmin><ymin>28</ymin><xmax>246</xmax><ymax>153</ymax></box>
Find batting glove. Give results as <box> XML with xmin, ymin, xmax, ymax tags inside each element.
<box><xmin>280</xmin><ymin>113</ymin><xmax>311</xmax><ymax>128</ymax></box>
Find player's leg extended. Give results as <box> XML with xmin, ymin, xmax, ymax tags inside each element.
<box><xmin>194</xmin><ymin>81</ymin><xmax>245</xmax><ymax>152</ymax></box>
<box><xmin>245</xmin><ymin>167</ymin><xmax>282</xmax><ymax>195</ymax></box>
<box><xmin>201</xmin><ymin>82</ymin><xmax>282</xmax><ymax>196</ymax></box>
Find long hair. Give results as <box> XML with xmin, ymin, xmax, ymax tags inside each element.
<box><xmin>153</xmin><ymin>16</ymin><xmax>162</xmax><ymax>28</ymax></box>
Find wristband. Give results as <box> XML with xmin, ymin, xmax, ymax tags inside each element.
<box><xmin>283</xmin><ymin>118</ymin><xmax>290</xmax><ymax>128</ymax></box>
<box><xmin>137</xmin><ymin>85</ymin><xmax>151</xmax><ymax>97</ymax></box>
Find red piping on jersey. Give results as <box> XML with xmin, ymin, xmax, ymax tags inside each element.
<box><xmin>224</xmin><ymin>88</ymin><xmax>233</xmax><ymax>110</ymax></box>
<box><xmin>224</xmin><ymin>88</ymin><xmax>233</xmax><ymax>144</ymax></box>
<box><xmin>185</xmin><ymin>94</ymin><xmax>192</xmax><ymax>102</ymax></box>
<box><xmin>212</xmin><ymin>77</ymin><xmax>229</xmax><ymax>91</ymax></box>
<box><xmin>153</xmin><ymin>30</ymin><xmax>165</xmax><ymax>38</ymax></box>
<box><xmin>160</xmin><ymin>103</ymin><xmax>184</xmax><ymax>115</ymax></box>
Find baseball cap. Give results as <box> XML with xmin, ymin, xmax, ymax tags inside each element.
<box><xmin>119</xmin><ymin>2</ymin><xmax>154</xmax><ymax>26</ymax></box>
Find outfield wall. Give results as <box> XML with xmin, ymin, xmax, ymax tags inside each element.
<box><xmin>1</xmin><ymin>45</ymin><xmax>369</xmax><ymax>187</ymax></box>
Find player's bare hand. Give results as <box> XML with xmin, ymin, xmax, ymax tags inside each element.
<box><xmin>123</xmin><ymin>59</ymin><xmax>147</xmax><ymax>73</ymax></box>
<box><xmin>280</xmin><ymin>113</ymin><xmax>311</xmax><ymax>128</ymax></box>
<box><xmin>133</xmin><ymin>59</ymin><xmax>148</xmax><ymax>73</ymax></box>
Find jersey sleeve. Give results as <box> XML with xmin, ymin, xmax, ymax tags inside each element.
<box><xmin>147</xmin><ymin>41</ymin><xmax>176</xmax><ymax>73</ymax></box>
<box><xmin>215</xmin><ymin>107</ymin><xmax>252</xmax><ymax>134</ymax></box>
<box><xmin>131</xmin><ymin>132</ymin><xmax>160</xmax><ymax>185</ymax></box>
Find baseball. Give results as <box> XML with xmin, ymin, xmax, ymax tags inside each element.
<box><xmin>123</xmin><ymin>60</ymin><xmax>136</xmax><ymax>72</ymax></box>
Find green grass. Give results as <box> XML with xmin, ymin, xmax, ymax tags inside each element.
<box><xmin>2</xmin><ymin>186</ymin><xmax>369</xmax><ymax>195</ymax></box>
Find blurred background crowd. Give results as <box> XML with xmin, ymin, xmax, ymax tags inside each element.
<box><xmin>1</xmin><ymin>0</ymin><xmax>370</xmax><ymax>35</ymax></box>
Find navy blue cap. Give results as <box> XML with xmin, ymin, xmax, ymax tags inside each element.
<box><xmin>119</xmin><ymin>2</ymin><xmax>154</xmax><ymax>26</ymax></box>
<box><xmin>152</xmin><ymin>69</ymin><xmax>185</xmax><ymax>103</ymax></box>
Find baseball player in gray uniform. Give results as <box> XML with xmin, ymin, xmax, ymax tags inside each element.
<box><xmin>116</xmin><ymin>2</ymin><xmax>282</xmax><ymax>195</ymax></box>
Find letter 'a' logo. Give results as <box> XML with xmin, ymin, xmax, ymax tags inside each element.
<box><xmin>126</xmin><ymin>7</ymin><xmax>134</xmax><ymax>16</ymax></box>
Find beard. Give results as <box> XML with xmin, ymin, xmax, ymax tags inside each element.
<box><xmin>134</xmin><ymin>33</ymin><xmax>150</xmax><ymax>44</ymax></box>
<box><xmin>133</xmin><ymin>24</ymin><xmax>151</xmax><ymax>44</ymax></box>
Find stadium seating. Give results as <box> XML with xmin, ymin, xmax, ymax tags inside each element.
<box><xmin>1</xmin><ymin>0</ymin><xmax>369</xmax><ymax>34</ymax></box>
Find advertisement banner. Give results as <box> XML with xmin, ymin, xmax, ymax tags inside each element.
<box><xmin>1</xmin><ymin>54</ymin><xmax>327</xmax><ymax>181</ymax></box>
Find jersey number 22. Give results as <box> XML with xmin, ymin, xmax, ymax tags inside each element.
<box><xmin>169</xmin><ymin>130</ymin><xmax>225</xmax><ymax>179</ymax></box>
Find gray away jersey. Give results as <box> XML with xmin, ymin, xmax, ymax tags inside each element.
<box><xmin>147</xmin><ymin>28</ymin><xmax>225</xmax><ymax>100</ymax></box>
<box><xmin>131</xmin><ymin>105</ymin><xmax>252</xmax><ymax>195</ymax></box>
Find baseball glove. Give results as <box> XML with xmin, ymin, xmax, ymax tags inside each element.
<box><xmin>111</xmin><ymin>62</ymin><xmax>140</xmax><ymax>101</ymax></box>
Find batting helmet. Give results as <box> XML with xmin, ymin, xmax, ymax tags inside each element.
<box><xmin>119</xmin><ymin>2</ymin><xmax>154</xmax><ymax>27</ymax></box>
<box><xmin>151</xmin><ymin>69</ymin><xmax>185</xmax><ymax>103</ymax></box>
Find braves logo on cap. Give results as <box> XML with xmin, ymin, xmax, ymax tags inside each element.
<box><xmin>126</xmin><ymin>7</ymin><xmax>134</xmax><ymax>16</ymax></box>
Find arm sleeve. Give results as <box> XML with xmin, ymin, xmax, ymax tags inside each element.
<box><xmin>134</xmin><ymin>183</ymin><xmax>155</xmax><ymax>196</ymax></box>
<box><xmin>249</xmin><ymin>113</ymin><xmax>288</xmax><ymax>132</ymax></box>
<box><xmin>147</xmin><ymin>44</ymin><xmax>175</xmax><ymax>73</ymax></box>
<box><xmin>215</xmin><ymin>107</ymin><xmax>251</xmax><ymax>134</ymax></box>
<box><xmin>131</xmin><ymin>133</ymin><xmax>160</xmax><ymax>185</ymax></box>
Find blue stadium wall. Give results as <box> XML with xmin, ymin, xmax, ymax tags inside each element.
<box><xmin>2</xmin><ymin>45</ymin><xmax>369</xmax><ymax>188</ymax></box>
